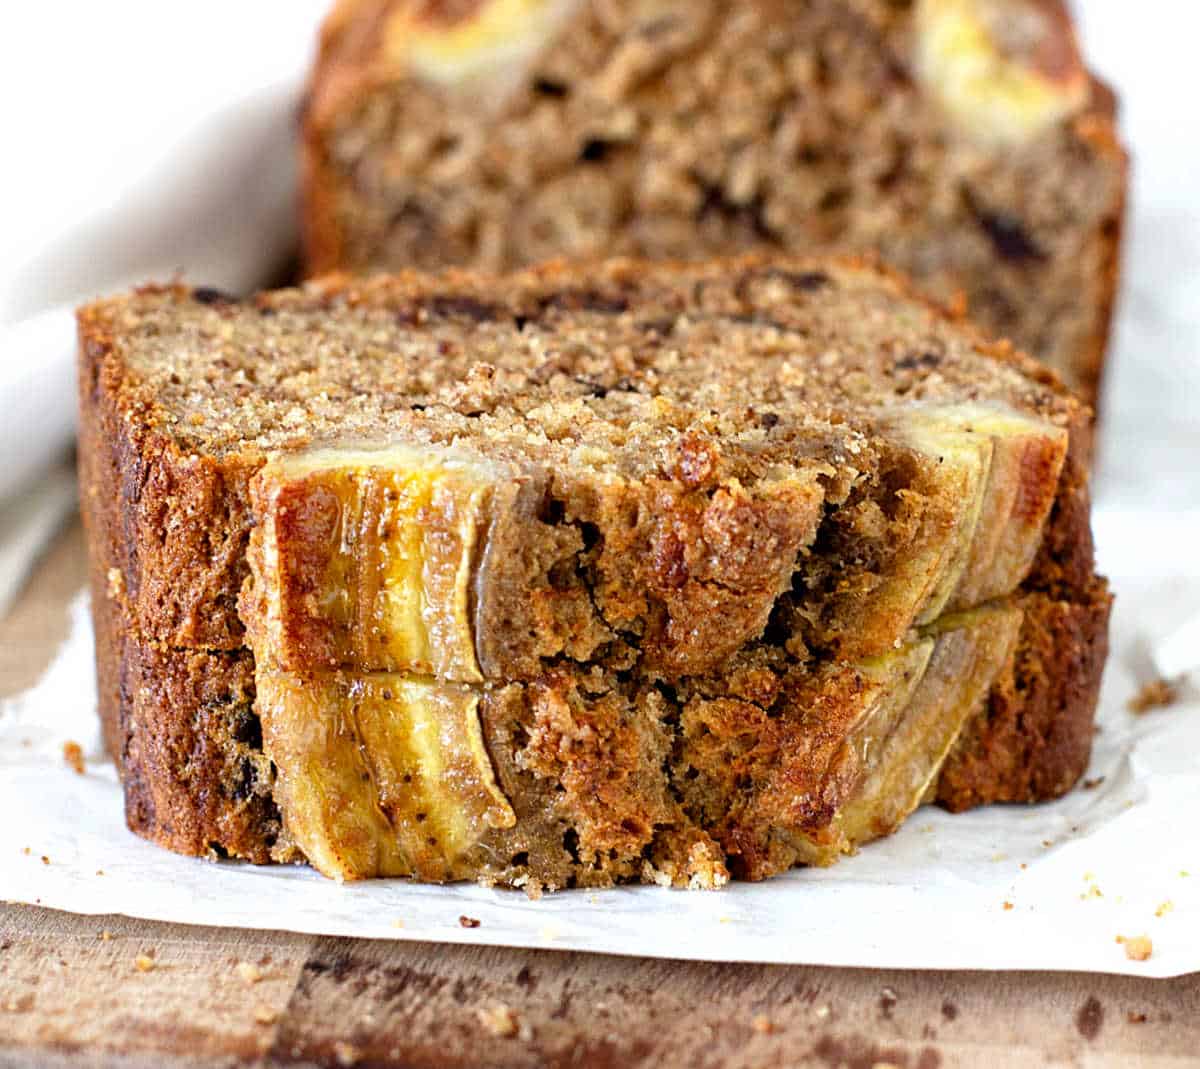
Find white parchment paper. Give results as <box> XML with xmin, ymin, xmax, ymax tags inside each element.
<box><xmin>1</xmin><ymin>537</ymin><xmax>1196</xmax><ymax>977</ymax></box>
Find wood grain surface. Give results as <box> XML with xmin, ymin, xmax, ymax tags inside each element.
<box><xmin>1</xmin><ymin>519</ymin><xmax>1197</xmax><ymax>1068</ymax></box>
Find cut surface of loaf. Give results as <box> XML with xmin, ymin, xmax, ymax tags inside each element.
<box><xmin>302</xmin><ymin>0</ymin><xmax>1127</xmax><ymax>405</ymax></box>
<box><xmin>77</xmin><ymin>255</ymin><xmax>1110</xmax><ymax>889</ymax></box>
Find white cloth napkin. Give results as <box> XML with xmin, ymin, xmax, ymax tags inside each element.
<box><xmin>0</xmin><ymin>1</ymin><xmax>329</xmax><ymax>611</ymax></box>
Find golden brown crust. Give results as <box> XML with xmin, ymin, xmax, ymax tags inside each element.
<box><xmin>936</xmin><ymin>581</ymin><xmax>1111</xmax><ymax>810</ymax></box>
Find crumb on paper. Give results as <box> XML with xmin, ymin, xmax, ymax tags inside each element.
<box><xmin>1128</xmin><ymin>678</ymin><xmax>1179</xmax><ymax>714</ymax></box>
<box><xmin>254</xmin><ymin>1005</ymin><xmax>279</xmax><ymax>1025</ymax></box>
<box><xmin>333</xmin><ymin>1040</ymin><xmax>361</xmax><ymax>1066</ymax></box>
<box><xmin>21</xmin><ymin>847</ymin><xmax>30</xmax><ymax>856</ymax></box>
<box><xmin>40</xmin><ymin>856</ymin><xmax>49</xmax><ymax>866</ymax></box>
<box><xmin>751</xmin><ymin>1013</ymin><xmax>774</xmax><ymax>1034</ymax></box>
<box><xmin>1181</xmin><ymin>871</ymin><xmax>1191</xmax><ymax>878</ymax></box>
<box><xmin>1117</xmin><ymin>934</ymin><xmax>1153</xmax><ymax>962</ymax></box>
<box><xmin>459</xmin><ymin>915</ymin><xmax>481</xmax><ymax>929</ymax></box>
<box><xmin>96</xmin><ymin>870</ymin><xmax>105</xmax><ymax>876</ymax></box>
<box><xmin>1002</xmin><ymin>901</ymin><xmax>1014</xmax><ymax>911</ymax></box>
<box><xmin>991</xmin><ymin>852</ymin><xmax>1007</xmax><ymax>862</ymax></box>
<box><xmin>1082</xmin><ymin>776</ymin><xmax>1105</xmax><ymax>790</ymax></box>
<box><xmin>477</xmin><ymin>1003</ymin><xmax>524</xmax><ymax>1039</ymax></box>
<box><xmin>1042</xmin><ymin>840</ymin><xmax>1053</xmax><ymax>848</ymax></box>
<box><xmin>1019</xmin><ymin>863</ymin><xmax>1028</xmax><ymax>871</ymax></box>
<box><xmin>133</xmin><ymin>954</ymin><xmax>156</xmax><ymax>973</ymax></box>
<box><xmin>62</xmin><ymin>741</ymin><xmax>85</xmax><ymax>775</ymax></box>
<box><xmin>538</xmin><ymin>925</ymin><xmax>560</xmax><ymax>942</ymax></box>
<box><xmin>1080</xmin><ymin>883</ymin><xmax>1103</xmax><ymax>901</ymax></box>
<box><xmin>236</xmin><ymin>961</ymin><xmax>263</xmax><ymax>985</ymax></box>
<box><xmin>1155</xmin><ymin>901</ymin><xmax>1175</xmax><ymax>918</ymax></box>
<box><xmin>391</xmin><ymin>918</ymin><xmax>405</xmax><ymax>929</ymax></box>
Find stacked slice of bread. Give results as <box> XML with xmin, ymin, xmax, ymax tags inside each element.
<box><xmin>78</xmin><ymin>256</ymin><xmax>1109</xmax><ymax>888</ymax></box>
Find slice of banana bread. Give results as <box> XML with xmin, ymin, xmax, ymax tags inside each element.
<box><xmin>301</xmin><ymin>0</ymin><xmax>1127</xmax><ymax>406</ymax></box>
<box><xmin>77</xmin><ymin>254</ymin><xmax>1110</xmax><ymax>888</ymax></box>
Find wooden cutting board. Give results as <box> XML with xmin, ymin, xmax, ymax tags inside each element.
<box><xmin>1</xmin><ymin>522</ymin><xmax>1196</xmax><ymax>1068</ymax></box>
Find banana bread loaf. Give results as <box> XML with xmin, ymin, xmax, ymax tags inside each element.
<box><xmin>301</xmin><ymin>0</ymin><xmax>1128</xmax><ymax>406</ymax></box>
<box><xmin>77</xmin><ymin>254</ymin><xmax>1110</xmax><ymax>888</ymax></box>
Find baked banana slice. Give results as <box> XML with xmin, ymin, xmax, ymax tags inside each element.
<box><xmin>831</xmin><ymin>401</ymin><xmax>1065</xmax><ymax>658</ymax></box>
<box><xmin>248</xmin><ymin>444</ymin><xmax>497</xmax><ymax>682</ymax></box>
<box><xmin>914</xmin><ymin>0</ymin><xmax>1091</xmax><ymax>146</ymax></box>
<box><xmin>257</xmin><ymin>669</ymin><xmax>515</xmax><ymax>881</ymax></box>
<box><xmin>795</xmin><ymin>602</ymin><xmax>1023</xmax><ymax>865</ymax></box>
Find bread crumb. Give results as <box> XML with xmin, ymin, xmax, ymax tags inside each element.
<box><xmin>1002</xmin><ymin>901</ymin><xmax>1014</xmax><ymax>911</ymax></box>
<box><xmin>390</xmin><ymin>918</ymin><xmax>405</xmax><ymax>929</ymax></box>
<box><xmin>99</xmin><ymin>930</ymin><xmax>113</xmax><ymax>942</ymax></box>
<box><xmin>1155</xmin><ymin>901</ymin><xmax>1174</xmax><ymax>918</ymax></box>
<box><xmin>254</xmin><ymin>1005</ymin><xmax>279</xmax><ymax>1025</ymax></box>
<box><xmin>133</xmin><ymin>954</ymin><xmax>156</xmax><ymax>972</ymax></box>
<box><xmin>333</xmin><ymin>1040</ymin><xmax>361</xmax><ymax>1066</ymax></box>
<box><xmin>477</xmin><ymin>1003</ymin><xmax>521</xmax><ymax>1038</ymax></box>
<box><xmin>458</xmin><ymin>915</ymin><xmax>481</xmax><ymax>929</ymax></box>
<box><xmin>62</xmin><ymin>741</ymin><xmax>85</xmax><ymax>775</ymax></box>
<box><xmin>1117</xmin><ymin>934</ymin><xmax>1153</xmax><ymax>961</ymax></box>
<box><xmin>1082</xmin><ymin>776</ymin><xmax>1105</xmax><ymax>790</ymax></box>
<box><xmin>40</xmin><ymin>856</ymin><xmax>49</xmax><ymax>866</ymax></box>
<box><xmin>1129</xmin><ymin>678</ymin><xmax>1178</xmax><ymax>714</ymax></box>
<box><xmin>21</xmin><ymin>847</ymin><xmax>30</xmax><ymax>856</ymax></box>
<box><xmin>236</xmin><ymin>961</ymin><xmax>263</xmax><ymax>984</ymax></box>
<box><xmin>751</xmin><ymin>1013</ymin><xmax>774</xmax><ymax>1034</ymax></box>
<box><xmin>1080</xmin><ymin>884</ymin><xmax>1103</xmax><ymax>901</ymax></box>
<box><xmin>1128</xmin><ymin>1011</ymin><xmax>1148</xmax><ymax>1024</ymax></box>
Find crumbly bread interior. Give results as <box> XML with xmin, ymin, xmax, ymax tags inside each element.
<box><xmin>304</xmin><ymin>0</ymin><xmax>1127</xmax><ymax>401</ymax></box>
<box><xmin>78</xmin><ymin>255</ymin><xmax>1107</xmax><ymax>888</ymax></box>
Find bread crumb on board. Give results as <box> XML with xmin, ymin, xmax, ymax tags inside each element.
<box><xmin>1128</xmin><ymin>678</ymin><xmax>1179</xmax><ymax>714</ymax></box>
<box><xmin>62</xmin><ymin>741</ymin><xmax>86</xmax><ymax>775</ymax></box>
<box><xmin>236</xmin><ymin>961</ymin><xmax>263</xmax><ymax>984</ymax></box>
<box><xmin>133</xmin><ymin>954</ymin><xmax>156</xmax><ymax>972</ymax></box>
<box><xmin>477</xmin><ymin>1003</ymin><xmax>528</xmax><ymax>1039</ymax></box>
<box><xmin>254</xmin><ymin>1005</ymin><xmax>279</xmax><ymax>1025</ymax></box>
<box><xmin>1116</xmin><ymin>934</ymin><xmax>1153</xmax><ymax>961</ymax></box>
<box><xmin>458</xmin><ymin>915</ymin><xmax>481</xmax><ymax>929</ymax></box>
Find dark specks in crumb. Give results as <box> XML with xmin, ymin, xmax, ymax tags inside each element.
<box><xmin>193</xmin><ymin>286</ymin><xmax>238</xmax><ymax>306</ymax></box>
<box><xmin>759</xmin><ymin>411</ymin><xmax>781</xmax><ymax>431</ymax></box>
<box><xmin>895</xmin><ymin>351</ymin><xmax>942</xmax><ymax>371</ymax></box>
<box><xmin>792</xmin><ymin>270</ymin><xmax>831</xmax><ymax>291</ymax></box>
<box><xmin>428</xmin><ymin>295</ymin><xmax>503</xmax><ymax>323</ymax></box>
<box><xmin>964</xmin><ymin>189</ymin><xmax>1045</xmax><ymax>264</ymax></box>
<box><xmin>1075</xmin><ymin>995</ymin><xmax>1104</xmax><ymax>1041</ymax></box>
<box><xmin>579</xmin><ymin>138</ymin><xmax>615</xmax><ymax>164</ymax></box>
<box><xmin>533</xmin><ymin>77</ymin><xmax>569</xmax><ymax>98</ymax></box>
<box><xmin>574</xmin><ymin>377</ymin><xmax>610</xmax><ymax>399</ymax></box>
